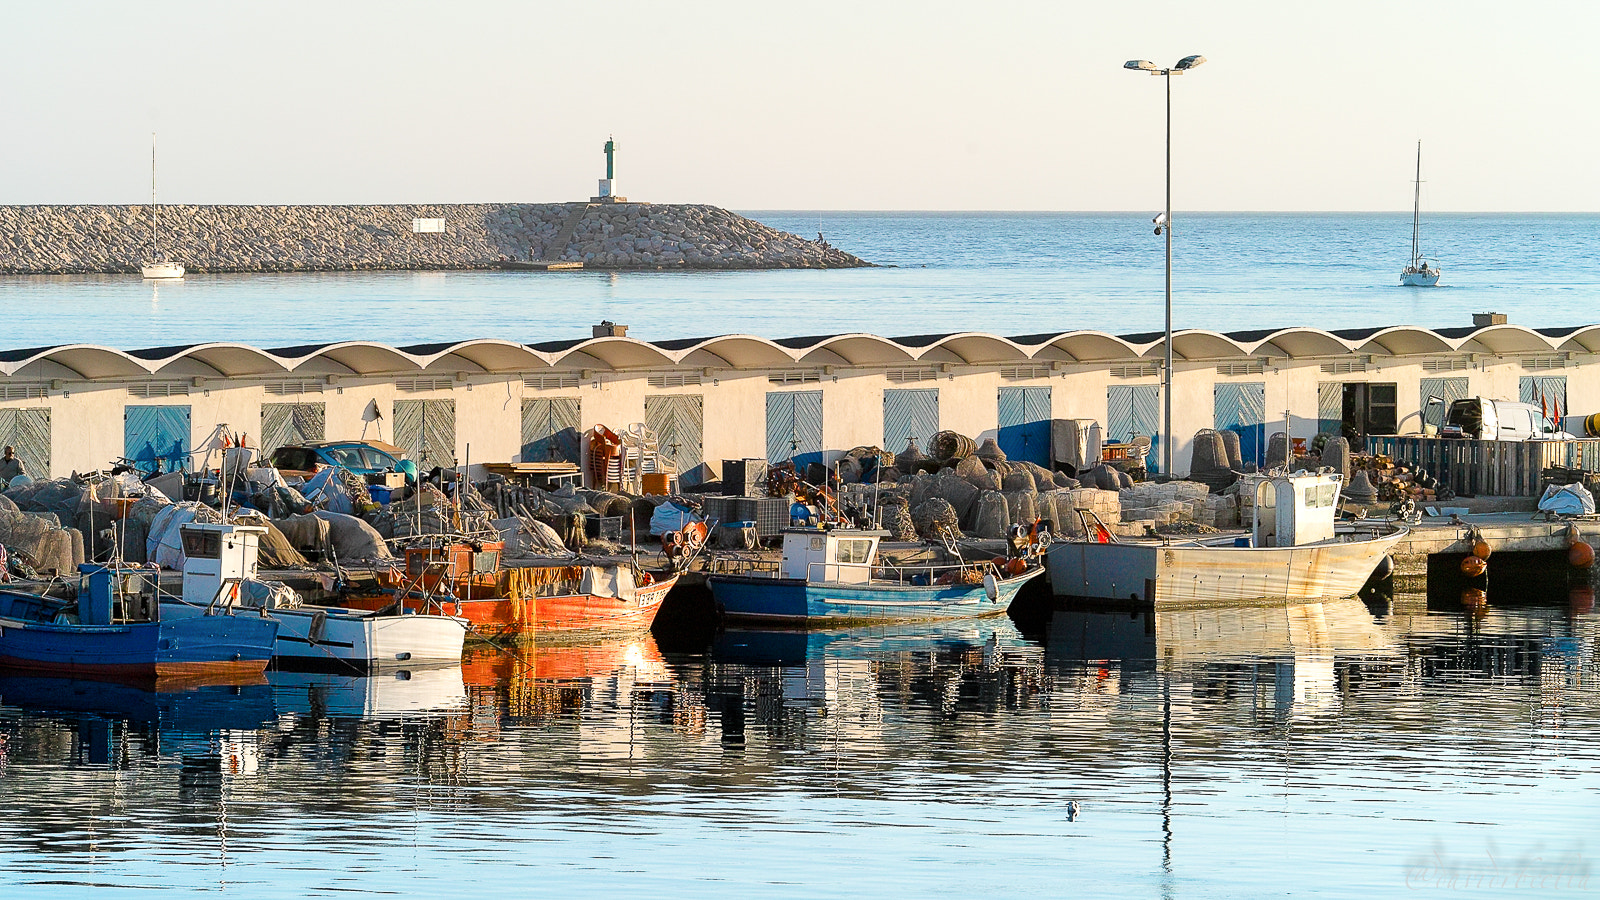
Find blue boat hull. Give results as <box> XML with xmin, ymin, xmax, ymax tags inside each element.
<box><xmin>0</xmin><ymin>612</ymin><xmax>278</xmax><ymax>683</ymax></box>
<box><xmin>708</xmin><ymin>569</ymin><xmax>1042</xmax><ymax>627</ymax></box>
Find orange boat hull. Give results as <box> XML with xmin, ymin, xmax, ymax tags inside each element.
<box><xmin>347</xmin><ymin>574</ymin><xmax>676</xmax><ymax>644</ymax></box>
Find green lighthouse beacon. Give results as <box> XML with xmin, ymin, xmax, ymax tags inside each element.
<box><xmin>595</xmin><ymin>135</ymin><xmax>625</xmax><ymax>202</ymax></box>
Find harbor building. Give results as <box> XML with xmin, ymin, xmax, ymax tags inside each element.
<box><xmin>1</xmin><ymin>318</ymin><xmax>1596</xmax><ymax>482</ymax></box>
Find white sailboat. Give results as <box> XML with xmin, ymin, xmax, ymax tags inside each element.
<box><xmin>1400</xmin><ymin>140</ymin><xmax>1439</xmax><ymax>287</ymax></box>
<box><xmin>140</xmin><ymin>133</ymin><xmax>185</xmax><ymax>280</ymax></box>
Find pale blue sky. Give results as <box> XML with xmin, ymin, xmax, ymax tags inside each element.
<box><xmin>1</xmin><ymin>0</ymin><xmax>1594</xmax><ymax>210</ymax></box>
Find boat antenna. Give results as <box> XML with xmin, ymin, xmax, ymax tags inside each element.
<box><xmin>1411</xmin><ymin>140</ymin><xmax>1423</xmax><ymax>268</ymax></box>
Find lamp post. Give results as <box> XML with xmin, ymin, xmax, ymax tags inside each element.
<box><xmin>1125</xmin><ymin>54</ymin><xmax>1205</xmax><ymax>478</ymax></box>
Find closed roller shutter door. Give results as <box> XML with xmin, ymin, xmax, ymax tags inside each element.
<box><xmin>124</xmin><ymin>405</ymin><xmax>191</xmax><ymax>475</ymax></box>
<box><xmin>0</xmin><ymin>408</ymin><xmax>50</xmax><ymax>481</ymax></box>
<box><xmin>1214</xmin><ymin>382</ymin><xmax>1266</xmax><ymax>467</ymax></box>
<box><xmin>645</xmin><ymin>395</ymin><xmax>704</xmax><ymax>476</ymax></box>
<box><xmin>766</xmin><ymin>390</ymin><xmax>824</xmax><ymax>466</ymax></box>
<box><xmin>260</xmin><ymin>403</ymin><xmax>326</xmax><ymax>455</ymax></box>
<box><xmin>883</xmin><ymin>389</ymin><xmax>939</xmax><ymax>455</ymax></box>
<box><xmin>998</xmin><ymin>387</ymin><xmax>1051</xmax><ymax>466</ymax></box>
<box><xmin>394</xmin><ymin>399</ymin><xmax>456</xmax><ymax>469</ymax></box>
<box><xmin>521</xmin><ymin>397</ymin><xmax>581</xmax><ymax>463</ymax></box>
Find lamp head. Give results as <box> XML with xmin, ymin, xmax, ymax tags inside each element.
<box><xmin>1174</xmin><ymin>54</ymin><xmax>1206</xmax><ymax>70</ymax></box>
<box><xmin>1124</xmin><ymin>59</ymin><xmax>1157</xmax><ymax>71</ymax></box>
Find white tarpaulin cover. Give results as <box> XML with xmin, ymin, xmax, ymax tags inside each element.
<box><xmin>1538</xmin><ymin>483</ymin><xmax>1596</xmax><ymax>516</ymax></box>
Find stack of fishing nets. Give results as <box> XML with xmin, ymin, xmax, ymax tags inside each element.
<box><xmin>1188</xmin><ymin>429</ymin><xmax>1238</xmax><ymax>492</ymax></box>
<box><xmin>930</xmin><ymin>431</ymin><xmax>977</xmax><ymax>463</ymax></box>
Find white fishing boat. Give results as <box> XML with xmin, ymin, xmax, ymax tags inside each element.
<box><xmin>163</xmin><ymin>522</ymin><xmax>468</xmax><ymax>672</ymax></box>
<box><xmin>1400</xmin><ymin>140</ymin><xmax>1439</xmax><ymax>287</ymax></box>
<box><xmin>1048</xmin><ymin>470</ymin><xmax>1408</xmax><ymax>607</ymax></box>
<box><xmin>140</xmin><ymin>133</ymin><xmax>184</xmax><ymax>280</ymax></box>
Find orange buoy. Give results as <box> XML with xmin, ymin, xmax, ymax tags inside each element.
<box><xmin>992</xmin><ymin>557</ymin><xmax>1009</xmax><ymax>571</ymax></box>
<box><xmin>1461</xmin><ymin>588</ymin><xmax>1489</xmax><ymax>618</ymax></box>
<box><xmin>1568</xmin><ymin>541</ymin><xmax>1595</xmax><ymax>568</ymax></box>
<box><xmin>1459</xmin><ymin>555</ymin><xmax>1488</xmax><ymax>578</ymax></box>
<box><xmin>1005</xmin><ymin>557</ymin><xmax>1028</xmax><ymax>576</ymax></box>
<box><xmin>1472</xmin><ymin>540</ymin><xmax>1492</xmax><ymax>560</ymax></box>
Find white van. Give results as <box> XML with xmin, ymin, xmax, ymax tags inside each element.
<box><xmin>1434</xmin><ymin>396</ymin><xmax>1576</xmax><ymax>441</ymax></box>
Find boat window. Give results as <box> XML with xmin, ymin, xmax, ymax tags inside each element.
<box><xmin>473</xmin><ymin>550</ymin><xmax>500</xmax><ymax>575</ymax></box>
<box><xmin>834</xmin><ymin>539</ymin><xmax>872</xmax><ymax>564</ymax></box>
<box><xmin>1305</xmin><ymin>483</ymin><xmax>1337</xmax><ymax>508</ymax></box>
<box><xmin>181</xmin><ymin>528</ymin><xmax>222</xmax><ymax>559</ymax></box>
<box><xmin>810</xmin><ymin>536</ymin><xmax>825</xmax><ymax>551</ymax></box>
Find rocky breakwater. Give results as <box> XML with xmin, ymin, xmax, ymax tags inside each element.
<box><xmin>0</xmin><ymin>202</ymin><xmax>870</xmax><ymax>274</ymax></box>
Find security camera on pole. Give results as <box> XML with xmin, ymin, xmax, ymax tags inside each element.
<box><xmin>1124</xmin><ymin>54</ymin><xmax>1206</xmax><ymax>478</ymax></box>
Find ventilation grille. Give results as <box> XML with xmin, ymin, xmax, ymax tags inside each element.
<box><xmin>1422</xmin><ymin>357</ymin><xmax>1470</xmax><ymax>372</ymax></box>
<box><xmin>1000</xmin><ymin>366</ymin><xmax>1050</xmax><ymax>380</ymax></box>
<box><xmin>263</xmin><ymin>379</ymin><xmax>324</xmax><ymax>396</ymax></box>
<box><xmin>1320</xmin><ymin>361</ymin><xmax>1367</xmax><ymax>375</ymax></box>
<box><xmin>1523</xmin><ymin>356</ymin><xmax>1567</xmax><ymax>371</ymax></box>
<box><xmin>395</xmin><ymin>377</ymin><xmax>455</xmax><ymax>393</ymax></box>
<box><xmin>1217</xmin><ymin>361</ymin><xmax>1266</xmax><ymax>376</ymax></box>
<box><xmin>647</xmin><ymin>372</ymin><xmax>703</xmax><ymax>388</ymax></box>
<box><xmin>526</xmin><ymin>374</ymin><xmax>580</xmax><ymax>390</ymax></box>
<box><xmin>128</xmin><ymin>381</ymin><xmax>190</xmax><ymax>399</ymax></box>
<box><xmin>1109</xmin><ymin>363</ymin><xmax>1158</xmax><ymax>378</ymax></box>
<box><xmin>768</xmin><ymin>371</ymin><xmax>821</xmax><ymax>385</ymax></box>
<box><xmin>0</xmin><ymin>384</ymin><xmax>48</xmax><ymax>401</ymax></box>
<box><xmin>886</xmin><ymin>368</ymin><xmax>938</xmax><ymax>383</ymax></box>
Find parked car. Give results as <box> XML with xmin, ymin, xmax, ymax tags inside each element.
<box><xmin>1434</xmin><ymin>397</ymin><xmax>1576</xmax><ymax>441</ymax></box>
<box><xmin>268</xmin><ymin>440</ymin><xmax>407</xmax><ymax>479</ymax></box>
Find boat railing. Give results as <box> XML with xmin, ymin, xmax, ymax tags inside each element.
<box><xmin>812</xmin><ymin>559</ymin><xmax>987</xmax><ymax>586</ymax></box>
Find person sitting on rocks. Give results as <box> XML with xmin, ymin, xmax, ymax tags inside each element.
<box><xmin>0</xmin><ymin>446</ymin><xmax>23</xmax><ymax>485</ymax></box>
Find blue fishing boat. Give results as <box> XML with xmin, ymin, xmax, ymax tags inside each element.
<box><xmin>707</xmin><ymin>527</ymin><xmax>1043</xmax><ymax>627</ymax></box>
<box><xmin>0</xmin><ymin>564</ymin><xmax>278</xmax><ymax>683</ymax></box>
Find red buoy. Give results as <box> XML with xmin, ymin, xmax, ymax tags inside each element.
<box><xmin>1459</xmin><ymin>555</ymin><xmax>1487</xmax><ymax>578</ymax></box>
<box><xmin>1568</xmin><ymin>541</ymin><xmax>1595</xmax><ymax>568</ymax></box>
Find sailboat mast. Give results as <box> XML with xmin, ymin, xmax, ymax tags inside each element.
<box><xmin>1411</xmin><ymin>140</ymin><xmax>1422</xmax><ymax>265</ymax></box>
<box><xmin>150</xmin><ymin>132</ymin><xmax>158</xmax><ymax>259</ymax></box>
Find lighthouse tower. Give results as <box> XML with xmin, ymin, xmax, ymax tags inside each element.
<box><xmin>592</xmin><ymin>136</ymin><xmax>627</xmax><ymax>203</ymax></box>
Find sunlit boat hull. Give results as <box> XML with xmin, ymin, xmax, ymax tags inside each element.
<box><xmin>1401</xmin><ymin>269</ymin><xmax>1439</xmax><ymax>286</ymax></box>
<box><xmin>140</xmin><ymin>262</ymin><xmax>185</xmax><ymax>279</ymax></box>
<box><xmin>0</xmin><ymin>611</ymin><xmax>277</xmax><ymax>682</ymax></box>
<box><xmin>1047</xmin><ymin>526</ymin><xmax>1408</xmax><ymax>607</ymax></box>
<box><xmin>708</xmin><ymin>569</ymin><xmax>1040</xmax><ymax>627</ymax></box>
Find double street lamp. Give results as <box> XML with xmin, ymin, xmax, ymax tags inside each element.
<box><xmin>1124</xmin><ymin>54</ymin><xmax>1205</xmax><ymax>478</ymax></box>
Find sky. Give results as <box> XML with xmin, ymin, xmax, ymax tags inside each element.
<box><xmin>1</xmin><ymin>0</ymin><xmax>1596</xmax><ymax>211</ymax></box>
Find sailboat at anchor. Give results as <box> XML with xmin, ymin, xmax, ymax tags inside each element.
<box><xmin>1400</xmin><ymin>140</ymin><xmax>1439</xmax><ymax>287</ymax></box>
<box><xmin>140</xmin><ymin>133</ymin><xmax>184</xmax><ymax>280</ymax></box>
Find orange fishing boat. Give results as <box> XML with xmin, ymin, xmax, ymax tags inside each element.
<box><xmin>342</xmin><ymin>540</ymin><xmax>676</xmax><ymax>643</ymax></box>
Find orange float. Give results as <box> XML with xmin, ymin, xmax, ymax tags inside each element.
<box><xmin>1459</xmin><ymin>555</ymin><xmax>1487</xmax><ymax>578</ymax></box>
<box><xmin>1568</xmin><ymin>541</ymin><xmax>1595</xmax><ymax>568</ymax></box>
<box><xmin>1472</xmin><ymin>540</ymin><xmax>1492</xmax><ymax>560</ymax></box>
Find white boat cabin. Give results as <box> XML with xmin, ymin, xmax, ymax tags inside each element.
<box><xmin>181</xmin><ymin>522</ymin><xmax>266</xmax><ymax>606</ymax></box>
<box><xmin>1247</xmin><ymin>472</ymin><xmax>1342</xmax><ymax>549</ymax></box>
<box><xmin>780</xmin><ymin>528</ymin><xmax>888</xmax><ymax>584</ymax></box>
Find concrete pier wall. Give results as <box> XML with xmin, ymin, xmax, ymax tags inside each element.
<box><xmin>3</xmin><ymin>323</ymin><xmax>1598</xmax><ymax>481</ymax></box>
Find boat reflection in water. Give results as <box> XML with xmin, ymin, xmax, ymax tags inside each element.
<box><xmin>267</xmin><ymin>666</ymin><xmax>468</xmax><ymax>720</ymax></box>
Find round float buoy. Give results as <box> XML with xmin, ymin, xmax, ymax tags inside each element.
<box><xmin>1586</xmin><ymin>412</ymin><xmax>1600</xmax><ymax>438</ymax></box>
<box><xmin>1461</xmin><ymin>588</ymin><xmax>1489</xmax><ymax>618</ymax></box>
<box><xmin>1460</xmin><ymin>555</ymin><xmax>1488</xmax><ymax>578</ymax></box>
<box><xmin>1570</xmin><ymin>586</ymin><xmax>1595</xmax><ymax>614</ymax></box>
<box><xmin>1568</xmin><ymin>540</ymin><xmax>1595</xmax><ymax>568</ymax></box>
<box><xmin>1472</xmin><ymin>540</ymin><xmax>1492</xmax><ymax>561</ymax></box>
<box><xmin>1005</xmin><ymin>557</ymin><xmax>1027</xmax><ymax>577</ymax></box>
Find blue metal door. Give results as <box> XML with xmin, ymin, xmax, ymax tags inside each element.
<box><xmin>1520</xmin><ymin>375</ymin><xmax>1567</xmax><ymax>424</ymax></box>
<box><xmin>1214</xmin><ymin>382</ymin><xmax>1266</xmax><ymax>467</ymax></box>
<box><xmin>997</xmin><ymin>387</ymin><xmax>1051</xmax><ymax>465</ymax></box>
<box><xmin>124</xmin><ymin>405</ymin><xmax>191</xmax><ymax>475</ymax></box>
<box><xmin>1107</xmin><ymin>385</ymin><xmax>1161</xmax><ymax>473</ymax></box>
<box><xmin>766</xmin><ymin>390</ymin><xmax>824</xmax><ymax>466</ymax></box>
<box><xmin>883</xmin><ymin>389</ymin><xmax>939</xmax><ymax>455</ymax></box>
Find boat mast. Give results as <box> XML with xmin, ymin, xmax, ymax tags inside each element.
<box><xmin>1411</xmin><ymin>140</ymin><xmax>1422</xmax><ymax>267</ymax></box>
<box><xmin>150</xmin><ymin>131</ymin><xmax>159</xmax><ymax>261</ymax></box>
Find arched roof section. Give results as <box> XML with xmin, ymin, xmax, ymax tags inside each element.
<box><xmin>551</xmin><ymin>338</ymin><xmax>675</xmax><ymax>370</ymax></box>
<box><xmin>673</xmin><ymin>336</ymin><xmax>798</xmax><ymax>368</ymax></box>
<box><xmin>1250</xmin><ymin>328</ymin><xmax>1355</xmax><ymax>359</ymax></box>
<box><xmin>793</xmin><ymin>335</ymin><xmax>914</xmax><ymax>366</ymax></box>
<box><xmin>914</xmin><ymin>333</ymin><xmax>1032</xmax><ymax>365</ymax></box>
<box><xmin>145</xmin><ymin>344</ymin><xmax>290</xmax><ymax>378</ymax></box>
<box><xmin>1353</xmin><ymin>327</ymin><xmax>1456</xmax><ymax>357</ymax></box>
<box><xmin>1037</xmin><ymin>332</ymin><xmax>1144</xmax><ymax>362</ymax></box>
<box><xmin>0</xmin><ymin>345</ymin><xmax>149</xmax><ymax>380</ymax></box>
<box><xmin>411</xmin><ymin>340</ymin><xmax>551</xmax><ymax>374</ymax></box>
<box><xmin>1455</xmin><ymin>325</ymin><xmax>1559</xmax><ymax>356</ymax></box>
<box><xmin>1555</xmin><ymin>325</ymin><xmax>1600</xmax><ymax>354</ymax></box>
<box><xmin>1146</xmin><ymin>330</ymin><xmax>1250</xmax><ymax>362</ymax></box>
<box><xmin>271</xmin><ymin>342</ymin><xmax>425</xmax><ymax>376</ymax></box>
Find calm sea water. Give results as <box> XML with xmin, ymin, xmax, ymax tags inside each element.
<box><xmin>3</xmin><ymin>213</ymin><xmax>1599</xmax><ymax>349</ymax></box>
<box><xmin>1</xmin><ymin>591</ymin><xmax>1595</xmax><ymax>898</ymax></box>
